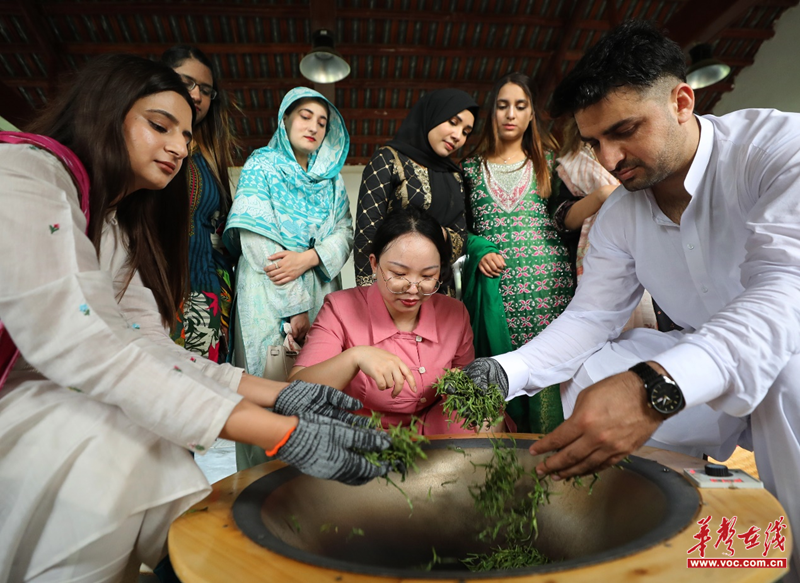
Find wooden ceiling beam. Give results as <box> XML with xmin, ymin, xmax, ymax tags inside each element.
<box><xmin>308</xmin><ymin>0</ymin><xmax>336</xmax><ymax>103</ymax></box>
<box><xmin>35</xmin><ymin>2</ymin><xmax>561</xmax><ymax>26</ymax></box>
<box><xmin>14</xmin><ymin>0</ymin><xmax>65</xmax><ymax>97</ymax></box>
<box><xmin>664</xmin><ymin>0</ymin><xmax>763</xmax><ymax>48</ymax></box>
<box><xmin>238</xmin><ymin>136</ymin><xmax>395</xmax><ymax>147</ymax></box>
<box><xmin>14</xmin><ymin>42</ymin><xmax>551</xmax><ymax>60</ymax></box>
<box><xmin>720</xmin><ymin>27</ymin><xmax>776</xmax><ymax>40</ymax></box>
<box><xmin>38</xmin><ymin>2</ymin><xmax>307</xmax><ymax>18</ymax></box>
<box><xmin>237</xmin><ymin>108</ymin><xmax>412</xmax><ymax>120</ymax></box>
<box><xmin>0</xmin><ymin>78</ymin><xmax>34</xmax><ymax>128</ymax></box>
<box><xmin>2</xmin><ymin>77</ymin><xmax>462</xmax><ymax>92</ymax></box>
<box><xmin>4</xmin><ymin>75</ymin><xmax>742</xmax><ymax>93</ymax></box>
<box><xmin>606</xmin><ymin>0</ymin><xmax>621</xmax><ymax>27</ymax></box>
<box><xmin>537</xmin><ymin>0</ymin><xmax>592</xmax><ymax>108</ymax></box>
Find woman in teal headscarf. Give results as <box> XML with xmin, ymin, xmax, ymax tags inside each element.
<box><xmin>224</xmin><ymin>88</ymin><xmax>353</xmax><ymax>468</ymax></box>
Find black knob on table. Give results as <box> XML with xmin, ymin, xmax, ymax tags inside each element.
<box><xmin>704</xmin><ymin>463</ymin><xmax>732</xmax><ymax>477</ymax></box>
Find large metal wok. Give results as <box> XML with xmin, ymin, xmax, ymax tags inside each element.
<box><xmin>232</xmin><ymin>437</ymin><xmax>699</xmax><ymax>578</ymax></box>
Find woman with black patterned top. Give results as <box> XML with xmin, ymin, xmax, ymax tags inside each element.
<box><xmin>354</xmin><ymin>89</ymin><xmax>479</xmax><ymax>289</ymax></box>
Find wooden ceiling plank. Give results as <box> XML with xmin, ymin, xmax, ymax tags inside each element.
<box><xmin>664</xmin><ymin>0</ymin><xmax>762</xmax><ymax>48</ymax></box>
<box><xmin>336</xmin><ymin>7</ymin><xmax>563</xmax><ymax>27</ymax></box>
<box><xmin>14</xmin><ymin>0</ymin><xmax>64</xmax><ymax>96</ymax></box>
<box><xmin>309</xmin><ymin>0</ymin><xmax>337</xmax><ymax>103</ymax></box>
<box><xmin>50</xmin><ymin>41</ymin><xmax>553</xmax><ymax>60</ymax></box>
<box><xmin>536</xmin><ymin>0</ymin><xmax>591</xmax><ymax>108</ymax></box>
<box><xmin>41</xmin><ymin>2</ymin><xmax>307</xmax><ymax>18</ymax></box>
<box><xmin>0</xmin><ymin>77</ymin><xmax>35</xmax><ymax>128</ymax></box>
<box><xmin>721</xmin><ymin>27</ymin><xmax>776</xmax><ymax>39</ymax></box>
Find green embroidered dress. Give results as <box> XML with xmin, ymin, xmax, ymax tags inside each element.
<box><xmin>462</xmin><ymin>155</ymin><xmax>575</xmax><ymax>433</ymax></box>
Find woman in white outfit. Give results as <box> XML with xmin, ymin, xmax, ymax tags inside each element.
<box><xmin>0</xmin><ymin>54</ymin><xmax>389</xmax><ymax>583</ymax></box>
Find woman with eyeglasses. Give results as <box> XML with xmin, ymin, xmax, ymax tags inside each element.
<box><xmin>161</xmin><ymin>45</ymin><xmax>238</xmax><ymax>363</ymax></box>
<box><xmin>289</xmin><ymin>207</ymin><xmax>485</xmax><ymax>435</ymax></box>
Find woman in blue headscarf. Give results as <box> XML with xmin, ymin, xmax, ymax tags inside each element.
<box><xmin>224</xmin><ymin>88</ymin><xmax>353</xmax><ymax>467</ymax></box>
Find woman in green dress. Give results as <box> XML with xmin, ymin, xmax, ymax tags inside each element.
<box><xmin>461</xmin><ymin>72</ymin><xmax>579</xmax><ymax>433</ymax></box>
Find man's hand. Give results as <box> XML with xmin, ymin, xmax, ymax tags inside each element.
<box><xmin>529</xmin><ymin>371</ymin><xmax>663</xmax><ymax>479</ymax></box>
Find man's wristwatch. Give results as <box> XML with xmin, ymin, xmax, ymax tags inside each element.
<box><xmin>628</xmin><ymin>362</ymin><xmax>685</xmax><ymax>417</ymax></box>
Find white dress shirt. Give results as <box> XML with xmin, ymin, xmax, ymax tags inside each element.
<box><xmin>496</xmin><ymin>109</ymin><xmax>800</xmax><ymax>417</ymax></box>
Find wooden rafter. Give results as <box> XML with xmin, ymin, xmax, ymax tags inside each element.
<box><xmin>0</xmin><ymin>0</ymin><xmax>787</xmax><ymax>162</ymax></box>
<box><xmin>664</xmin><ymin>0</ymin><xmax>764</xmax><ymax>48</ymax></box>
<box><xmin>308</xmin><ymin>0</ymin><xmax>336</xmax><ymax>102</ymax></box>
<box><xmin>14</xmin><ymin>0</ymin><xmax>64</xmax><ymax>97</ymax></box>
<box><xmin>536</xmin><ymin>0</ymin><xmax>593</xmax><ymax>109</ymax></box>
<box><xmin>1</xmin><ymin>43</ymin><xmax>554</xmax><ymax>60</ymax></box>
<box><xmin>0</xmin><ymin>77</ymin><xmax>34</xmax><ymax>128</ymax></box>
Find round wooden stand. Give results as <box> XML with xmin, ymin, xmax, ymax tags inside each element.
<box><xmin>169</xmin><ymin>436</ymin><xmax>792</xmax><ymax>582</ymax></box>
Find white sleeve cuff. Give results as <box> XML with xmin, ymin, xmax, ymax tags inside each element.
<box><xmin>493</xmin><ymin>352</ymin><xmax>533</xmax><ymax>401</ymax></box>
<box><xmin>654</xmin><ymin>341</ymin><xmax>726</xmax><ymax>409</ymax></box>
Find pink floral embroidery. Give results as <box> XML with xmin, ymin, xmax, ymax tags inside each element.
<box><xmin>482</xmin><ymin>159</ymin><xmax>533</xmax><ymax>213</ymax></box>
<box><xmin>49</xmin><ymin>224</ymin><xmax>60</xmax><ymax>234</ymax></box>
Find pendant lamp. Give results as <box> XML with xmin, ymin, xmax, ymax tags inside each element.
<box><xmin>686</xmin><ymin>43</ymin><xmax>731</xmax><ymax>90</ymax></box>
<box><xmin>299</xmin><ymin>29</ymin><xmax>351</xmax><ymax>84</ymax></box>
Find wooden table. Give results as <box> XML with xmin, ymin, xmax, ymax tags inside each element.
<box><xmin>169</xmin><ymin>437</ymin><xmax>792</xmax><ymax>582</ymax></box>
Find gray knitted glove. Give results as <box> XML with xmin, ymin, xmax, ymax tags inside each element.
<box><xmin>459</xmin><ymin>358</ymin><xmax>510</xmax><ymax>398</ymax></box>
<box><xmin>276</xmin><ymin>412</ymin><xmax>392</xmax><ymax>485</ymax></box>
<box><xmin>274</xmin><ymin>380</ymin><xmax>371</xmax><ymax>428</ymax></box>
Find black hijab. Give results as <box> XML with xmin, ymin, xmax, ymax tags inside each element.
<box><xmin>386</xmin><ymin>89</ymin><xmax>479</xmax><ymax>226</ymax></box>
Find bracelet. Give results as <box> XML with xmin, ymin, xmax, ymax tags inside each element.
<box><xmin>264</xmin><ymin>424</ymin><xmax>296</xmax><ymax>457</ymax></box>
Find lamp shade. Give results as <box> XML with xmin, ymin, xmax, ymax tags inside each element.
<box><xmin>686</xmin><ymin>43</ymin><xmax>731</xmax><ymax>90</ymax></box>
<box><xmin>299</xmin><ymin>29</ymin><xmax>351</xmax><ymax>84</ymax></box>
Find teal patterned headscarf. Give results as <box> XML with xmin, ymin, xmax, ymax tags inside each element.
<box><xmin>224</xmin><ymin>87</ymin><xmax>350</xmax><ymax>254</ymax></box>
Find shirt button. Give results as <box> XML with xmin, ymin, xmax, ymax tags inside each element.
<box><xmin>702</xmin><ymin>286</ymin><xmax>708</xmax><ymax>293</ymax></box>
<box><xmin>415</xmin><ymin>335</ymin><xmax>423</xmax><ymax>342</ymax></box>
<box><xmin>687</xmin><ymin>244</ymin><xmax>695</xmax><ymax>250</ymax></box>
<box><xmin>419</xmin><ymin>366</ymin><xmax>426</xmax><ymax>374</ymax></box>
<box><xmin>420</xmin><ymin>397</ymin><xmax>427</xmax><ymax>403</ymax></box>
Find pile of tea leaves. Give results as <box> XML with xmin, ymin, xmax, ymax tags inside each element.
<box><xmin>454</xmin><ymin>436</ymin><xmax>552</xmax><ymax>570</ymax></box>
<box><xmin>355</xmin><ymin>392</ymin><xmax>607</xmax><ymax>572</ymax></box>
<box><xmin>433</xmin><ymin>368</ymin><xmax>505</xmax><ymax>430</ymax></box>
<box><xmin>463</xmin><ymin>542</ymin><xmax>551</xmax><ymax>571</ymax></box>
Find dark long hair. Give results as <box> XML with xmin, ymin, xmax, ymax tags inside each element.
<box><xmin>465</xmin><ymin>72</ymin><xmax>558</xmax><ymax>198</ymax></box>
<box><xmin>371</xmin><ymin>206</ymin><xmax>453</xmax><ymax>283</ymax></box>
<box><xmin>161</xmin><ymin>45</ymin><xmax>239</xmax><ymax>215</ymax></box>
<box><xmin>27</xmin><ymin>53</ymin><xmax>195</xmax><ymax>327</ymax></box>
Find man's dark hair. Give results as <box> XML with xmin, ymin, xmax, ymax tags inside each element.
<box><xmin>550</xmin><ymin>20</ymin><xmax>687</xmax><ymax>118</ymax></box>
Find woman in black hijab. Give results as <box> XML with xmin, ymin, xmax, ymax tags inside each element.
<box><xmin>354</xmin><ymin>89</ymin><xmax>479</xmax><ymax>289</ymax></box>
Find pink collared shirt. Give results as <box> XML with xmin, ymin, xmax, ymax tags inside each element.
<box><xmin>295</xmin><ymin>284</ymin><xmax>475</xmax><ymax>434</ymax></box>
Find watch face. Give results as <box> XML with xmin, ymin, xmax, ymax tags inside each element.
<box><xmin>650</xmin><ymin>381</ymin><xmax>684</xmax><ymax>415</ymax></box>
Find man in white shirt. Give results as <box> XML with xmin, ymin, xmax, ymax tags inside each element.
<box><xmin>457</xmin><ymin>20</ymin><xmax>800</xmax><ymax>578</ymax></box>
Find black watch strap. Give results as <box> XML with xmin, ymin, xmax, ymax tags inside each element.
<box><xmin>629</xmin><ymin>362</ymin><xmax>663</xmax><ymax>388</ymax></box>
<box><xmin>629</xmin><ymin>361</ymin><xmax>685</xmax><ymax>416</ymax></box>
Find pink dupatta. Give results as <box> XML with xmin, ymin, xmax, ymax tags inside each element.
<box><xmin>0</xmin><ymin>132</ymin><xmax>91</xmax><ymax>389</ymax></box>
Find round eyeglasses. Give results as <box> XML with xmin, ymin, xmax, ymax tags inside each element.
<box><xmin>378</xmin><ymin>264</ymin><xmax>441</xmax><ymax>296</ymax></box>
<box><xmin>179</xmin><ymin>74</ymin><xmax>218</xmax><ymax>100</ymax></box>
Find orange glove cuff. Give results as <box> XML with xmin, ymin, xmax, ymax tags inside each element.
<box><xmin>264</xmin><ymin>425</ymin><xmax>296</xmax><ymax>457</ymax></box>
